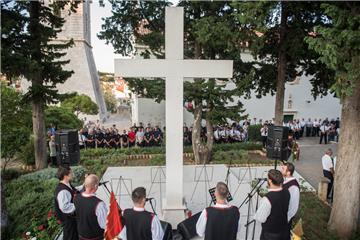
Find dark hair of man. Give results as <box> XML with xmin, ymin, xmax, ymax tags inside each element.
<box><xmin>268</xmin><ymin>169</ymin><xmax>284</xmax><ymax>186</ymax></box>
<box><xmin>57</xmin><ymin>166</ymin><xmax>71</xmax><ymax>181</ymax></box>
<box><xmin>132</xmin><ymin>187</ymin><xmax>146</xmax><ymax>204</ymax></box>
<box><xmin>285</xmin><ymin>162</ymin><xmax>295</xmax><ymax>176</ymax></box>
<box><xmin>216</xmin><ymin>182</ymin><xmax>229</xmax><ymax>200</ymax></box>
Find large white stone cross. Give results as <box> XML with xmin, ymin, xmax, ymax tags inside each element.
<box><xmin>114</xmin><ymin>7</ymin><xmax>233</xmax><ymax>226</ymax></box>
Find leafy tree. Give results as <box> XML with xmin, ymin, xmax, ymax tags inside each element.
<box><xmin>0</xmin><ymin>83</ymin><xmax>32</xmax><ymax>170</ymax></box>
<box><xmin>306</xmin><ymin>2</ymin><xmax>360</xmax><ymax>237</ymax></box>
<box><xmin>232</xmin><ymin>1</ymin><xmax>335</xmax><ymax>125</ymax></box>
<box><xmin>45</xmin><ymin>106</ymin><xmax>83</xmax><ymax>130</ymax></box>
<box><xmin>61</xmin><ymin>94</ymin><xmax>99</xmax><ymax>116</ymax></box>
<box><xmin>1</xmin><ymin>0</ymin><xmax>78</xmax><ymax>169</ymax></box>
<box><xmin>98</xmin><ymin>1</ymin><xmax>250</xmax><ymax>163</ymax></box>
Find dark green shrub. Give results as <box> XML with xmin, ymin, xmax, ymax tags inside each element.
<box><xmin>16</xmin><ymin>137</ymin><xmax>35</xmax><ymax>166</ymax></box>
<box><xmin>149</xmin><ymin>155</ymin><xmax>165</xmax><ymax>166</ymax></box>
<box><xmin>247</xmin><ymin>124</ymin><xmax>262</xmax><ymax>142</ymax></box>
<box><xmin>1</xmin><ymin>168</ymin><xmax>24</xmax><ymax>181</ymax></box>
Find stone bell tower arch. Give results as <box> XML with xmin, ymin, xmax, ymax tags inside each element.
<box><xmin>55</xmin><ymin>0</ymin><xmax>108</xmax><ymax>121</ymax></box>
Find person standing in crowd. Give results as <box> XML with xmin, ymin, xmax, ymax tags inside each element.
<box><xmin>260</xmin><ymin>124</ymin><xmax>268</xmax><ymax>148</ymax></box>
<box><xmin>54</xmin><ymin>166</ymin><xmax>79</xmax><ymax>240</ymax></box>
<box><xmin>74</xmin><ymin>174</ymin><xmax>107</xmax><ymax>240</ymax></box>
<box><xmin>313</xmin><ymin>118</ymin><xmax>320</xmax><ymax>137</ymax></box>
<box><xmin>322</xmin><ymin>149</ymin><xmax>335</xmax><ymax>202</ymax></box>
<box><xmin>300</xmin><ymin>118</ymin><xmax>306</xmax><ymax>138</ymax></box>
<box><xmin>153</xmin><ymin>126</ymin><xmax>162</xmax><ymax>146</ymax></box>
<box><xmin>119</xmin><ymin>187</ymin><xmax>164</xmax><ymax>240</ymax></box>
<box><xmin>254</xmin><ymin>169</ymin><xmax>290</xmax><ymax>240</ymax></box>
<box><xmin>196</xmin><ymin>182</ymin><xmax>240</xmax><ymax>240</ymax></box>
<box><xmin>121</xmin><ymin>129</ymin><xmax>129</xmax><ymax>148</ymax></box>
<box><xmin>49</xmin><ymin>135</ymin><xmax>57</xmax><ymax>166</ymax></box>
<box><xmin>319</xmin><ymin>122</ymin><xmax>329</xmax><ymax>144</ymax></box>
<box><xmin>103</xmin><ymin>129</ymin><xmax>113</xmax><ymax>148</ymax></box>
<box><xmin>85</xmin><ymin>129</ymin><xmax>96</xmax><ymax>148</ymax></box>
<box><xmin>136</xmin><ymin>127</ymin><xmax>145</xmax><ymax>147</ymax></box>
<box><xmin>305</xmin><ymin>118</ymin><xmax>313</xmax><ymax>137</ymax></box>
<box><xmin>78</xmin><ymin>129</ymin><xmax>87</xmax><ymax>150</ymax></box>
<box><xmin>328</xmin><ymin>123</ymin><xmax>336</xmax><ymax>142</ymax></box>
<box><xmin>144</xmin><ymin>127</ymin><xmax>153</xmax><ymax>147</ymax></box>
<box><xmin>183</xmin><ymin>126</ymin><xmax>192</xmax><ymax>145</ymax></box>
<box><xmin>128</xmin><ymin>127</ymin><xmax>136</xmax><ymax>147</ymax></box>
<box><xmin>281</xmin><ymin>163</ymin><xmax>300</xmax><ymax>239</ymax></box>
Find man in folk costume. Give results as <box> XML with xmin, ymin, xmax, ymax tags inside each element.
<box><xmin>254</xmin><ymin>169</ymin><xmax>290</xmax><ymax>240</ymax></box>
<box><xmin>196</xmin><ymin>182</ymin><xmax>241</xmax><ymax>240</ymax></box>
<box><xmin>281</xmin><ymin>163</ymin><xmax>300</xmax><ymax>239</ymax></box>
<box><xmin>54</xmin><ymin>166</ymin><xmax>79</xmax><ymax>240</ymax></box>
<box><xmin>74</xmin><ymin>174</ymin><xmax>108</xmax><ymax>240</ymax></box>
<box><xmin>119</xmin><ymin>187</ymin><xmax>164</xmax><ymax>240</ymax></box>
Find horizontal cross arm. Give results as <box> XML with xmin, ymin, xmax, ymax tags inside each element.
<box><xmin>114</xmin><ymin>59</ymin><xmax>233</xmax><ymax>79</ymax></box>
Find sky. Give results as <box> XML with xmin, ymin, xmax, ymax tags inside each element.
<box><xmin>90</xmin><ymin>1</ymin><xmax>179</xmax><ymax>73</ymax></box>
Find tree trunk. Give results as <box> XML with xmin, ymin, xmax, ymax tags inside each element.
<box><xmin>274</xmin><ymin>2</ymin><xmax>288</xmax><ymax>126</ymax></box>
<box><xmin>32</xmin><ymin>99</ymin><xmax>47</xmax><ymax>169</ymax></box>
<box><xmin>204</xmin><ymin>114</ymin><xmax>214</xmax><ymax>164</ymax></box>
<box><xmin>29</xmin><ymin>1</ymin><xmax>47</xmax><ymax>169</ymax></box>
<box><xmin>328</xmin><ymin>79</ymin><xmax>360</xmax><ymax>238</ymax></box>
<box><xmin>192</xmin><ymin>101</ymin><xmax>202</xmax><ymax>164</ymax></box>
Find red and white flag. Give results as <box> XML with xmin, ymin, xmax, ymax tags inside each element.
<box><xmin>104</xmin><ymin>191</ymin><xmax>123</xmax><ymax>240</ymax></box>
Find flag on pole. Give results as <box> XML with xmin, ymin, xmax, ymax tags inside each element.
<box><xmin>104</xmin><ymin>191</ymin><xmax>123</xmax><ymax>240</ymax></box>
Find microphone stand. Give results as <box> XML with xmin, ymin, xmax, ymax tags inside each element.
<box><xmin>239</xmin><ymin>178</ymin><xmax>266</xmax><ymax>240</ymax></box>
<box><xmin>225</xmin><ymin>158</ymin><xmax>232</xmax><ymax>186</ymax></box>
<box><xmin>148</xmin><ymin>199</ymin><xmax>157</xmax><ymax>215</ymax></box>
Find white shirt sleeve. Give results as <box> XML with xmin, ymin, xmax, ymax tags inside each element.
<box><xmin>151</xmin><ymin>215</ymin><xmax>164</xmax><ymax>240</ymax></box>
<box><xmin>119</xmin><ymin>226</ymin><xmax>127</xmax><ymax>240</ymax></box>
<box><xmin>254</xmin><ymin>197</ymin><xmax>271</xmax><ymax>223</ymax></box>
<box><xmin>57</xmin><ymin>190</ymin><xmax>75</xmax><ymax>214</ymax></box>
<box><xmin>287</xmin><ymin>186</ymin><xmax>300</xmax><ymax>221</ymax></box>
<box><xmin>196</xmin><ymin>209</ymin><xmax>207</xmax><ymax>237</ymax></box>
<box><xmin>95</xmin><ymin>201</ymin><xmax>108</xmax><ymax>229</ymax></box>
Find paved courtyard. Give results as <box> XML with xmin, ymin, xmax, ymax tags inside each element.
<box><xmin>294</xmin><ymin>137</ymin><xmax>338</xmax><ymax>190</ymax></box>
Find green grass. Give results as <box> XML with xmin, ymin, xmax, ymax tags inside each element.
<box><xmin>297</xmin><ymin>192</ymin><xmax>338</xmax><ymax>240</ymax></box>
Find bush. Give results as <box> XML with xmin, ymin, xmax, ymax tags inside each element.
<box><xmin>4</xmin><ymin>177</ymin><xmax>58</xmax><ymax>239</ymax></box>
<box><xmin>19</xmin><ymin>166</ymin><xmax>86</xmax><ymax>185</ymax></box>
<box><xmin>247</xmin><ymin>124</ymin><xmax>262</xmax><ymax>142</ymax></box>
<box><xmin>4</xmin><ymin>166</ymin><xmax>87</xmax><ymax>239</ymax></box>
<box><xmin>16</xmin><ymin>137</ymin><xmax>35</xmax><ymax>166</ymax></box>
<box><xmin>1</xmin><ymin>168</ymin><xmax>24</xmax><ymax>181</ymax></box>
<box><xmin>213</xmin><ymin>142</ymin><xmax>262</xmax><ymax>152</ymax></box>
<box><xmin>149</xmin><ymin>155</ymin><xmax>165</xmax><ymax>166</ymax></box>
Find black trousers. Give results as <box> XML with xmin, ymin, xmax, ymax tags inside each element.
<box><xmin>323</xmin><ymin>170</ymin><xmax>334</xmax><ymax>200</ymax></box>
<box><xmin>63</xmin><ymin>217</ymin><xmax>79</xmax><ymax>240</ymax></box>
<box><xmin>261</xmin><ymin>136</ymin><xmax>267</xmax><ymax>148</ymax></box>
<box><xmin>260</xmin><ymin>230</ymin><xmax>289</xmax><ymax>240</ymax></box>
<box><xmin>305</xmin><ymin>126</ymin><xmax>312</xmax><ymax>137</ymax></box>
<box><xmin>319</xmin><ymin>132</ymin><xmax>328</xmax><ymax>144</ymax></box>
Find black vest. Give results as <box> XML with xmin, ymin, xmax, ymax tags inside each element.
<box><xmin>123</xmin><ymin>208</ymin><xmax>154</xmax><ymax>240</ymax></box>
<box><xmin>73</xmin><ymin>193</ymin><xmax>104</xmax><ymax>240</ymax></box>
<box><xmin>262</xmin><ymin>189</ymin><xmax>290</xmax><ymax>233</ymax></box>
<box><xmin>283</xmin><ymin>178</ymin><xmax>300</xmax><ymax>190</ymax></box>
<box><xmin>204</xmin><ymin>206</ymin><xmax>240</xmax><ymax>240</ymax></box>
<box><xmin>54</xmin><ymin>183</ymin><xmax>77</xmax><ymax>222</ymax></box>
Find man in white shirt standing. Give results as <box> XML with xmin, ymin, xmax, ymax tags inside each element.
<box><xmin>260</xmin><ymin>124</ymin><xmax>268</xmax><ymax>148</ymax></box>
<box><xmin>54</xmin><ymin>166</ymin><xmax>79</xmax><ymax>240</ymax></box>
<box><xmin>120</xmin><ymin>187</ymin><xmax>164</xmax><ymax>240</ymax></box>
<box><xmin>319</xmin><ymin>123</ymin><xmax>329</xmax><ymax>144</ymax></box>
<box><xmin>254</xmin><ymin>169</ymin><xmax>290</xmax><ymax>240</ymax></box>
<box><xmin>196</xmin><ymin>182</ymin><xmax>240</xmax><ymax>240</ymax></box>
<box><xmin>322</xmin><ymin>149</ymin><xmax>335</xmax><ymax>202</ymax></box>
<box><xmin>74</xmin><ymin>174</ymin><xmax>108</xmax><ymax>240</ymax></box>
<box><xmin>281</xmin><ymin>163</ymin><xmax>300</xmax><ymax>239</ymax></box>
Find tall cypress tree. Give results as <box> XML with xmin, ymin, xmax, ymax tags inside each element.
<box><xmin>99</xmin><ymin>1</ymin><xmax>251</xmax><ymax>163</ymax></box>
<box><xmin>1</xmin><ymin>0</ymin><xmax>78</xmax><ymax>169</ymax></box>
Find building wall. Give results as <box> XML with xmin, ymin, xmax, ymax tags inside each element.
<box><xmin>133</xmin><ymin>51</ymin><xmax>341</xmax><ymax>126</ymax></box>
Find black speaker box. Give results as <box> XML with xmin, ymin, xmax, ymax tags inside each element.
<box><xmin>55</xmin><ymin>130</ymin><xmax>80</xmax><ymax>166</ymax></box>
<box><xmin>177</xmin><ymin>212</ymin><xmax>202</xmax><ymax>240</ymax></box>
<box><xmin>266</xmin><ymin>126</ymin><xmax>289</xmax><ymax>161</ymax></box>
